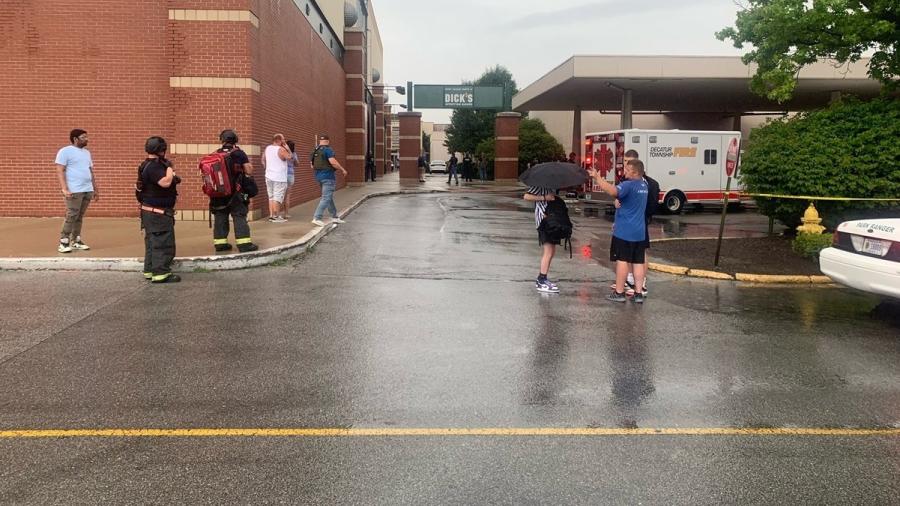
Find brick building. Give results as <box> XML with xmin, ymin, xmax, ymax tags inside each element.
<box><xmin>0</xmin><ymin>0</ymin><xmax>388</xmax><ymax>219</ymax></box>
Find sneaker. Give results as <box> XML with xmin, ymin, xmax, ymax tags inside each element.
<box><xmin>606</xmin><ymin>291</ymin><xmax>627</xmax><ymax>303</ymax></box>
<box><xmin>58</xmin><ymin>241</ymin><xmax>72</xmax><ymax>253</ymax></box>
<box><xmin>214</xmin><ymin>243</ymin><xmax>233</xmax><ymax>252</ymax></box>
<box><xmin>535</xmin><ymin>278</ymin><xmax>560</xmax><ymax>293</ymax></box>
<box><xmin>151</xmin><ymin>274</ymin><xmax>181</xmax><ymax>284</ymax></box>
<box><xmin>331</xmin><ymin>217</ymin><xmax>345</xmax><ymax>224</ymax></box>
<box><xmin>142</xmin><ymin>272</ymin><xmax>152</xmax><ymax>280</ymax></box>
<box><xmin>311</xmin><ymin>219</ymin><xmax>326</xmax><ymax>227</ymax></box>
<box><xmin>272</xmin><ymin>216</ymin><xmax>287</xmax><ymax>223</ymax></box>
<box><xmin>72</xmin><ymin>240</ymin><xmax>90</xmax><ymax>250</ymax></box>
<box><xmin>237</xmin><ymin>243</ymin><xmax>259</xmax><ymax>253</ymax></box>
<box><xmin>633</xmin><ymin>293</ymin><xmax>645</xmax><ymax>304</ymax></box>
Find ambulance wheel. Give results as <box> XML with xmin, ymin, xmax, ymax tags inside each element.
<box><xmin>664</xmin><ymin>191</ymin><xmax>686</xmax><ymax>214</ymax></box>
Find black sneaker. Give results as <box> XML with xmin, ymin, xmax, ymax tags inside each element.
<box><xmin>606</xmin><ymin>291</ymin><xmax>627</xmax><ymax>303</ymax></box>
<box><xmin>215</xmin><ymin>243</ymin><xmax>233</xmax><ymax>252</ymax></box>
<box><xmin>237</xmin><ymin>243</ymin><xmax>259</xmax><ymax>253</ymax></box>
<box><xmin>632</xmin><ymin>293</ymin><xmax>645</xmax><ymax>304</ymax></box>
<box><xmin>151</xmin><ymin>274</ymin><xmax>181</xmax><ymax>284</ymax></box>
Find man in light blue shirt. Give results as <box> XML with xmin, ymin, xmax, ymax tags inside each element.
<box><xmin>55</xmin><ymin>129</ymin><xmax>99</xmax><ymax>253</ymax></box>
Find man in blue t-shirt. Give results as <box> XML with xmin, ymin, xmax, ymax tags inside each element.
<box><xmin>310</xmin><ymin>134</ymin><xmax>348</xmax><ymax>227</ymax></box>
<box><xmin>590</xmin><ymin>159</ymin><xmax>649</xmax><ymax>303</ymax></box>
<box><xmin>55</xmin><ymin>129</ymin><xmax>100</xmax><ymax>253</ymax></box>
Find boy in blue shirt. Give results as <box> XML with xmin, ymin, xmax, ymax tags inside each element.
<box><xmin>589</xmin><ymin>159</ymin><xmax>649</xmax><ymax>303</ymax></box>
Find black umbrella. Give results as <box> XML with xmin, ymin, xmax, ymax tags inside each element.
<box><xmin>519</xmin><ymin>162</ymin><xmax>588</xmax><ymax>190</ymax></box>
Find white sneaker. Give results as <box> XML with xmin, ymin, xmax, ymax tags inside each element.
<box><xmin>270</xmin><ymin>216</ymin><xmax>287</xmax><ymax>223</ymax></box>
<box><xmin>311</xmin><ymin>219</ymin><xmax>326</xmax><ymax>227</ymax></box>
<box><xmin>58</xmin><ymin>241</ymin><xmax>72</xmax><ymax>253</ymax></box>
<box><xmin>72</xmin><ymin>240</ymin><xmax>90</xmax><ymax>250</ymax></box>
<box><xmin>332</xmin><ymin>218</ymin><xmax>345</xmax><ymax>224</ymax></box>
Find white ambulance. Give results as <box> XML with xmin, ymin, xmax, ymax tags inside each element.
<box><xmin>583</xmin><ymin>129</ymin><xmax>742</xmax><ymax>213</ymax></box>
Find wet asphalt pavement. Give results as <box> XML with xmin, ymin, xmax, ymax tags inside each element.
<box><xmin>1</xmin><ymin>193</ymin><xmax>899</xmax><ymax>504</ymax></box>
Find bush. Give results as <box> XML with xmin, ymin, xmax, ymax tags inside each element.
<box><xmin>740</xmin><ymin>97</ymin><xmax>900</xmax><ymax>229</ymax></box>
<box><xmin>792</xmin><ymin>233</ymin><xmax>833</xmax><ymax>259</ymax></box>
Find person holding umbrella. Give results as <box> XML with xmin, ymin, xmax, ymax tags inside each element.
<box><xmin>520</xmin><ymin>161</ymin><xmax>588</xmax><ymax>293</ymax></box>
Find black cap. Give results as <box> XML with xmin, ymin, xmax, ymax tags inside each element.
<box><xmin>220</xmin><ymin>129</ymin><xmax>239</xmax><ymax>144</ymax></box>
<box><xmin>145</xmin><ymin>136</ymin><xmax>168</xmax><ymax>155</ymax></box>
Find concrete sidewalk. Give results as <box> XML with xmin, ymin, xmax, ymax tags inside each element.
<box><xmin>0</xmin><ymin>172</ymin><xmax>520</xmax><ymax>270</ymax></box>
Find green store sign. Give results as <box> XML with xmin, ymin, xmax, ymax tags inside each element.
<box><xmin>413</xmin><ymin>85</ymin><xmax>506</xmax><ymax>110</ymax></box>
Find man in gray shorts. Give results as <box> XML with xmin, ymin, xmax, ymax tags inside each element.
<box><xmin>262</xmin><ymin>133</ymin><xmax>291</xmax><ymax>222</ymax></box>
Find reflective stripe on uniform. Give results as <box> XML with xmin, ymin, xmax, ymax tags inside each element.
<box><xmin>213</xmin><ymin>238</ymin><xmax>229</xmax><ymax>245</ymax></box>
<box><xmin>235</xmin><ymin>237</ymin><xmax>253</xmax><ymax>245</ymax></box>
<box><xmin>151</xmin><ymin>273</ymin><xmax>172</xmax><ymax>282</ymax></box>
<box><xmin>143</xmin><ymin>272</ymin><xmax>152</xmax><ymax>279</ymax></box>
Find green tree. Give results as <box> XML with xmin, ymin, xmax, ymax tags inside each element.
<box><xmin>739</xmin><ymin>97</ymin><xmax>900</xmax><ymax>229</ymax></box>
<box><xmin>717</xmin><ymin>1</ymin><xmax>899</xmax><ymax>102</ymax></box>
<box><xmin>445</xmin><ymin>65</ymin><xmax>518</xmax><ymax>154</ymax></box>
<box><xmin>517</xmin><ymin>118</ymin><xmax>565</xmax><ymax>174</ymax></box>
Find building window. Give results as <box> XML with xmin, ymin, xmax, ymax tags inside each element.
<box><xmin>305</xmin><ymin>4</ymin><xmax>310</xmax><ymax>15</ymax></box>
<box><xmin>691</xmin><ymin>136</ymin><xmax>699</xmax><ymax>144</ymax></box>
<box><xmin>319</xmin><ymin>23</ymin><xmax>323</xmax><ymax>33</ymax></box>
<box><xmin>704</xmin><ymin>149</ymin><xmax>717</xmax><ymax>164</ymax></box>
<box><xmin>649</xmin><ymin>136</ymin><xmax>657</xmax><ymax>143</ymax></box>
<box><xmin>631</xmin><ymin>136</ymin><xmax>641</xmax><ymax>143</ymax></box>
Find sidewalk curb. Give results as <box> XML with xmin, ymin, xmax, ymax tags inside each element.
<box><xmin>0</xmin><ymin>189</ymin><xmax>445</xmax><ymax>273</ymax></box>
<box><xmin>646</xmin><ymin>237</ymin><xmax>834</xmax><ymax>285</ymax></box>
<box><xmin>647</xmin><ymin>262</ymin><xmax>833</xmax><ymax>285</ymax></box>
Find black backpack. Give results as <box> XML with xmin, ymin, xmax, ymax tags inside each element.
<box><xmin>541</xmin><ymin>197</ymin><xmax>574</xmax><ymax>257</ymax></box>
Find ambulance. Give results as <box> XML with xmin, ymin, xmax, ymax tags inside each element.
<box><xmin>583</xmin><ymin>129</ymin><xmax>742</xmax><ymax>213</ymax></box>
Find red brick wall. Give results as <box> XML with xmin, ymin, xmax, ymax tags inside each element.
<box><xmin>1</xmin><ymin>0</ymin><xmax>348</xmax><ymax>217</ymax></box>
<box><xmin>252</xmin><ymin>0</ymin><xmax>346</xmax><ymax>212</ymax></box>
<box><xmin>0</xmin><ymin>0</ymin><xmax>172</xmax><ymax>217</ymax></box>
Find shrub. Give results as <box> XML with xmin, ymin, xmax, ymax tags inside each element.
<box><xmin>792</xmin><ymin>233</ymin><xmax>833</xmax><ymax>259</ymax></box>
<box><xmin>740</xmin><ymin>97</ymin><xmax>900</xmax><ymax>229</ymax></box>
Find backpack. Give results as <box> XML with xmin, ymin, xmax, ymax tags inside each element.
<box><xmin>311</xmin><ymin>146</ymin><xmax>332</xmax><ymax>170</ymax></box>
<box><xmin>541</xmin><ymin>197</ymin><xmax>574</xmax><ymax>257</ymax></box>
<box><xmin>199</xmin><ymin>150</ymin><xmax>236</xmax><ymax>198</ymax></box>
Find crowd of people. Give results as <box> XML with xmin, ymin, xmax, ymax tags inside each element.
<box><xmin>55</xmin><ymin>129</ymin><xmax>656</xmax><ymax>293</ymax></box>
<box><xmin>54</xmin><ymin>129</ymin><xmax>352</xmax><ymax>283</ymax></box>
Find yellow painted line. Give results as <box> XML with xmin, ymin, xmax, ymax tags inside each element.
<box><xmin>1</xmin><ymin>427</ymin><xmax>898</xmax><ymax>439</ymax></box>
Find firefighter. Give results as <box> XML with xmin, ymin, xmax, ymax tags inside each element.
<box><xmin>139</xmin><ymin>136</ymin><xmax>181</xmax><ymax>283</ymax></box>
<box><xmin>211</xmin><ymin>129</ymin><xmax>258</xmax><ymax>252</ymax></box>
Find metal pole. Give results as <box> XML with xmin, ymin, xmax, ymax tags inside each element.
<box><xmin>621</xmin><ymin>89</ymin><xmax>633</xmax><ymax>129</ymax></box>
<box><xmin>714</xmin><ymin>177</ymin><xmax>732</xmax><ymax>267</ymax></box>
<box><xmin>407</xmin><ymin>81</ymin><xmax>413</xmax><ymax>112</ymax></box>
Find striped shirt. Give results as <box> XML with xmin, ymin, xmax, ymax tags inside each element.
<box><xmin>526</xmin><ymin>186</ymin><xmax>553</xmax><ymax>229</ymax></box>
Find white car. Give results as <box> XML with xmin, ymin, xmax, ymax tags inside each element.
<box><xmin>819</xmin><ymin>218</ymin><xmax>900</xmax><ymax>299</ymax></box>
<box><xmin>429</xmin><ymin>160</ymin><xmax>446</xmax><ymax>173</ymax></box>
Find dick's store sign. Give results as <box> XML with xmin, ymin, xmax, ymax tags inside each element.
<box><xmin>413</xmin><ymin>84</ymin><xmax>505</xmax><ymax>110</ymax></box>
<box><xmin>443</xmin><ymin>87</ymin><xmax>474</xmax><ymax>107</ymax></box>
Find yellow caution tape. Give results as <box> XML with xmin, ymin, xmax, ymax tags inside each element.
<box><xmin>745</xmin><ymin>193</ymin><xmax>900</xmax><ymax>202</ymax></box>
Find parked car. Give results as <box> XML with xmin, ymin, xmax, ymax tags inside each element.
<box><xmin>819</xmin><ymin>218</ymin><xmax>900</xmax><ymax>299</ymax></box>
<box><xmin>429</xmin><ymin>160</ymin><xmax>447</xmax><ymax>173</ymax></box>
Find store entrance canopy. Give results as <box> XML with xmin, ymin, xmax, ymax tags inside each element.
<box><xmin>513</xmin><ymin>56</ymin><xmax>881</xmax><ymax>114</ymax></box>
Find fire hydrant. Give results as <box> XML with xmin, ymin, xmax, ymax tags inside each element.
<box><xmin>796</xmin><ymin>202</ymin><xmax>826</xmax><ymax>235</ymax></box>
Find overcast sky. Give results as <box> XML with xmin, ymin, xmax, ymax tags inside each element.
<box><xmin>374</xmin><ymin>0</ymin><xmax>746</xmax><ymax>123</ymax></box>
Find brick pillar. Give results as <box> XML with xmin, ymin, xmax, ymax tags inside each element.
<box><xmin>373</xmin><ymin>87</ymin><xmax>386</xmax><ymax>176</ymax></box>
<box><xmin>398</xmin><ymin>111</ymin><xmax>422</xmax><ymax>185</ymax></box>
<box><xmin>494</xmin><ymin>112</ymin><xmax>521</xmax><ymax>182</ymax></box>
<box><xmin>343</xmin><ymin>29</ymin><xmax>366</xmax><ymax>186</ymax></box>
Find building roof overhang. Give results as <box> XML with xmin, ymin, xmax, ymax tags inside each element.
<box><xmin>512</xmin><ymin>55</ymin><xmax>882</xmax><ymax>113</ymax></box>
